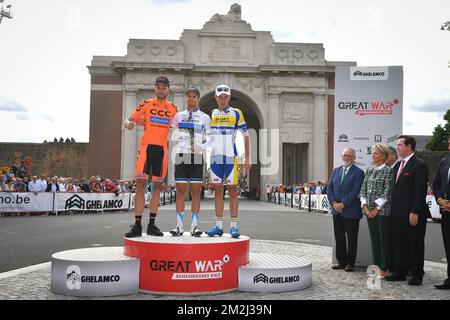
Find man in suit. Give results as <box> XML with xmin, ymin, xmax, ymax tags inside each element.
<box><xmin>327</xmin><ymin>148</ymin><xmax>365</xmax><ymax>272</ymax></box>
<box><xmin>46</xmin><ymin>176</ymin><xmax>60</xmax><ymax>193</ymax></box>
<box><xmin>432</xmin><ymin>137</ymin><xmax>450</xmax><ymax>289</ymax></box>
<box><xmin>386</xmin><ymin>135</ymin><xmax>430</xmax><ymax>286</ymax></box>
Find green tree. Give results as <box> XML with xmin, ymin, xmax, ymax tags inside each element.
<box><xmin>426</xmin><ymin>109</ymin><xmax>450</xmax><ymax>151</ymax></box>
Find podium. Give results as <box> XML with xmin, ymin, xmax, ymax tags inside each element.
<box><xmin>51</xmin><ymin>234</ymin><xmax>313</xmax><ymax>297</ymax></box>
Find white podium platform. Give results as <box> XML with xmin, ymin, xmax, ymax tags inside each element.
<box><xmin>51</xmin><ymin>247</ymin><xmax>139</xmax><ymax>297</ymax></box>
<box><xmin>238</xmin><ymin>253</ymin><xmax>312</xmax><ymax>292</ymax></box>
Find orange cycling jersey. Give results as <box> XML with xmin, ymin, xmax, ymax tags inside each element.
<box><xmin>130</xmin><ymin>98</ymin><xmax>178</xmax><ymax>146</ymax></box>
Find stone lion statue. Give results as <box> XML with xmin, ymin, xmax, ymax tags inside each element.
<box><xmin>209</xmin><ymin>3</ymin><xmax>243</xmax><ymax>23</ymax></box>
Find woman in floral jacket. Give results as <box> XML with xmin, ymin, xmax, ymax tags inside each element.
<box><xmin>360</xmin><ymin>143</ymin><xmax>394</xmax><ymax>278</ymax></box>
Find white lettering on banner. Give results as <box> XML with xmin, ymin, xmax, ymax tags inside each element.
<box><xmin>172</xmin><ymin>272</ymin><xmax>222</xmax><ymax>280</ymax></box>
<box><xmin>56</xmin><ymin>193</ymin><xmax>131</xmax><ymax>212</ymax></box>
<box><xmin>0</xmin><ymin>192</ymin><xmax>54</xmax><ymax>212</ymax></box>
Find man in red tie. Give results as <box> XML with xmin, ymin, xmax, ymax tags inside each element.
<box><xmin>386</xmin><ymin>136</ymin><xmax>430</xmax><ymax>286</ymax></box>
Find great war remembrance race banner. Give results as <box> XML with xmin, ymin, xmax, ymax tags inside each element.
<box><xmin>334</xmin><ymin>66</ymin><xmax>403</xmax><ymax>171</ymax></box>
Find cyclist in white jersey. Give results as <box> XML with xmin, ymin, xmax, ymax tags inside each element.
<box><xmin>170</xmin><ymin>87</ymin><xmax>211</xmax><ymax>237</ymax></box>
<box><xmin>207</xmin><ymin>84</ymin><xmax>252</xmax><ymax>239</ymax></box>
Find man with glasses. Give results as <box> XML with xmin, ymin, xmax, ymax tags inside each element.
<box><xmin>124</xmin><ymin>76</ymin><xmax>178</xmax><ymax>238</ymax></box>
<box><xmin>169</xmin><ymin>87</ymin><xmax>211</xmax><ymax>237</ymax></box>
<box><xmin>207</xmin><ymin>84</ymin><xmax>252</xmax><ymax>239</ymax></box>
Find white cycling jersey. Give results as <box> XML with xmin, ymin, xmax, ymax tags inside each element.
<box><xmin>171</xmin><ymin>108</ymin><xmax>211</xmax><ymax>154</ymax></box>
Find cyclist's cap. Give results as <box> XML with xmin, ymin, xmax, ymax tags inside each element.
<box><xmin>186</xmin><ymin>86</ymin><xmax>200</xmax><ymax>97</ymax></box>
<box><xmin>215</xmin><ymin>84</ymin><xmax>231</xmax><ymax>96</ymax></box>
<box><xmin>155</xmin><ymin>76</ymin><xmax>170</xmax><ymax>86</ymax></box>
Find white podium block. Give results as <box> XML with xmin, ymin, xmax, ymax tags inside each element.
<box><xmin>238</xmin><ymin>253</ymin><xmax>312</xmax><ymax>292</ymax></box>
<box><xmin>51</xmin><ymin>247</ymin><xmax>140</xmax><ymax>297</ymax></box>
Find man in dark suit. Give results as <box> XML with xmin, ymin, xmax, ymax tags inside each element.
<box><xmin>386</xmin><ymin>135</ymin><xmax>430</xmax><ymax>286</ymax></box>
<box><xmin>46</xmin><ymin>176</ymin><xmax>60</xmax><ymax>193</ymax></box>
<box><xmin>327</xmin><ymin>148</ymin><xmax>365</xmax><ymax>272</ymax></box>
<box><xmin>432</xmin><ymin>137</ymin><xmax>450</xmax><ymax>289</ymax></box>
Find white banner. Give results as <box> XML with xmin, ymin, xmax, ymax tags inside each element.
<box><xmin>273</xmin><ymin>192</ymin><xmax>441</xmax><ymax>220</ymax></box>
<box><xmin>427</xmin><ymin>195</ymin><xmax>441</xmax><ymax>219</ymax></box>
<box><xmin>286</xmin><ymin>193</ymin><xmax>292</xmax><ymax>206</ymax></box>
<box><xmin>55</xmin><ymin>193</ymin><xmax>131</xmax><ymax>212</ymax></box>
<box><xmin>0</xmin><ymin>192</ymin><xmax>54</xmax><ymax>213</ymax></box>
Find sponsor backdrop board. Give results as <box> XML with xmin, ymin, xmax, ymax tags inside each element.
<box><xmin>51</xmin><ymin>247</ymin><xmax>139</xmax><ymax>297</ymax></box>
<box><xmin>0</xmin><ymin>192</ymin><xmax>53</xmax><ymax>213</ymax></box>
<box><xmin>334</xmin><ymin>66</ymin><xmax>403</xmax><ymax>171</ymax></box>
<box><xmin>333</xmin><ymin>66</ymin><xmax>403</xmax><ymax>267</ymax></box>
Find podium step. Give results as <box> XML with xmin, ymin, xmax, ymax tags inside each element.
<box><xmin>238</xmin><ymin>253</ymin><xmax>312</xmax><ymax>292</ymax></box>
<box><xmin>51</xmin><ymin>247</ymin><xmax>139</xmax><ymax>297</ymax></box>
<box><xmin>124</xmin><ymin>233</ymin><xmax>250</xmax><ymax>295</ymax></box>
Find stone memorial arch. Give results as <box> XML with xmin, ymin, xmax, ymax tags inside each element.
<box><xmin>88</xmin><ymin>4</ymin><xmax>355</xmax><ymax>195</ymax></box>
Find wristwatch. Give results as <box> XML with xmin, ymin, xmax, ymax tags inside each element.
<box><xmin>376</xmin><ymin>206</ymin><xmax>381</xmax><ymax>210</ymax></box>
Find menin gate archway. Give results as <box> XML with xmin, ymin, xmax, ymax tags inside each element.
<box><xmin>199</xmin><ymin>90</ymin><xmax>262</xmax><ymax>197</ymax></box>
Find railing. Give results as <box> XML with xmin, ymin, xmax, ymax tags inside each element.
<box><xmin>267</xmin><ymin>191</ymin><xmax>442</xmax><ymax>219</ymax></box>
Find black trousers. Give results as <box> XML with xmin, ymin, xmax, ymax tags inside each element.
<box><xmin>442</xmin><ymin>213</ymin><xmax>450</xmax><ymax>279</ymax></box>
<box><xmin>392</xmin><ymin>216</ymin><xmax>427</xmax><ymax>278</ymax></box>
<box><xmin>333</xmin><ymin>215</ymin><xmax>360</xmax><ymax>266</ymax></box>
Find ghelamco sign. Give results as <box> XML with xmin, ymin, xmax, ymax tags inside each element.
<box><xmin>62</xmin><ymin>194</ymin><xmax>125</xmax><ymax>211</ymax></box>
<box><xmin>51</xmin><ymin>247</ymin><xmax>139</xmax><ymax>297</ymax></box>
<box><xmin>238</xmin><ymin>253</ymin><xmax>312</xmax><ymax>293</ymax></box>
<box><xmin>350</xmin><ymin>66</ymin><xmax>389</xmax><ymax>80</ymax></box>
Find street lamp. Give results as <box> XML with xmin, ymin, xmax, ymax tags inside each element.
<box><xmin>0</xmin><ymin>0</ymin><xmax>13</xmax><ymax>25</ymax></box>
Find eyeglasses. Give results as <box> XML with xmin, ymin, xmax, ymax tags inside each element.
<box><xmin>216</xmin><ymin>87</ymin><xmax>230</xmax><ymax>93</ymax></box>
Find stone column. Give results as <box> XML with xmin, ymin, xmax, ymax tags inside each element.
<box><xmin>121</xmin><ymin>89</ymin><xmax>138</xmax><ymax>180</ymax></box>
<box><xmin>312</xmin><ymin>93</ymin><xmax>327</xmax><ymax>182</ymax></box>
<box><xmin>261</xmin><ymin>92</ymin><xmax>282</xmax><ymax>198</ymax></box>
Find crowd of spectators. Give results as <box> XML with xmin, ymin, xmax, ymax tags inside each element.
<box><xmin>1</xmin><ymin>166</ymin><xmax>176</xmax><ymax>196</ymax></box>
<box><xmin>266</xmin><ymin>181</ymin><xmax>327</xmax><ymax>201</ymax></box>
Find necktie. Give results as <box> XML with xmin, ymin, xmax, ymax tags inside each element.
<box><xmin>340</xmin><ymin>167</ymin><xmax>348</xmax><ymax>185</ymax></box>
<box><xmin>396</xmin><ymin>159</ymin><xmax>406</xmax><ymax>182</ymax></box>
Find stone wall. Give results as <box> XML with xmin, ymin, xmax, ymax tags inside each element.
<box><xmin>0</xmin><ymin>142</ymin><xmax>88</xmax><ymax>178</ymax></box>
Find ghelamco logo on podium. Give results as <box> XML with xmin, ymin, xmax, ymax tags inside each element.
<box><xmin>66</xmin><ymin>265</ymin><xmax>121</xmax><ymax>290</ymax></box>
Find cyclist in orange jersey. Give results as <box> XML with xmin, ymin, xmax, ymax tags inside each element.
<box><xmin>124</xmin><ymin>76</ymin><xmax>177</xmax><ymax>237</ymax></box>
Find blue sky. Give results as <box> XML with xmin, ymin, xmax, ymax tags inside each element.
<box><xmin>0</xmin><ymin>0</ymin><xmax>449</xmax><ymax>142</ymax></box>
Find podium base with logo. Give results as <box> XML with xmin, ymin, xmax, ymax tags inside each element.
<box><xmin>124</xmin><ymin>232</ymin><xmax>250</xmax><ymax>295</ymax></box>
<box><xmin>51</xmin><ymin>247</ymin><xmax>139</xmax><ymax>297</ymax></box>
<box><xmin>238</xmin><ymin>253</ymin><xmax>312</xmax><ymax>292</ymax></box>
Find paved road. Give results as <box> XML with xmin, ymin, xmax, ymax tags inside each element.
<box><xmin>0</xmin><ymin>199</ymin><xmax>446</xmax><ymax>272</ymax></box>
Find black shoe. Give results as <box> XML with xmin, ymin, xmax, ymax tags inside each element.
<box><xmin>408</xmin><ymin>277</ymin><xmax>423</xmax><ymax>286</ymax></box>
<box><xmin>434</xmin><ymin>280</ymin><xmax>450</xmax><ymax>290</ymax></box>
<box><xmin>170</xmin><ymin>225</ymin><xmax>184</xmax><ymax>237</ymax></box>
<box><xmin>147</xmin><ymin>224</ymin><xmax>164</xmax><ymax>236</ymax></box>
<box><xmin>190</xmin><ymin>226</ymin><xmax>203</xmax><ymax>237</ymax></box>
<box><xmin>331</xmin><ymin>264</ymin><xmax>346</xmax><ymax>270</ymax></box>
<box><xmin>344</xmin><ymin>265</ymin><xmax>354</xmax><ymax>272</ymax></box>
<box><xmin>385</xmin><ymin>273</ymin><xmax>407</xmax><ymax>282</ymax></box>
<box><xmin>125</xmin><ymin>224</ymin><xmax>142</xmax><ymax>238</ymax></box>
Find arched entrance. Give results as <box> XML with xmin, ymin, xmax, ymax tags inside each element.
<box><xmin>199</xmin><ymin>90</ymin><xmax>262</xmax><ymax>198</ymax></box>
